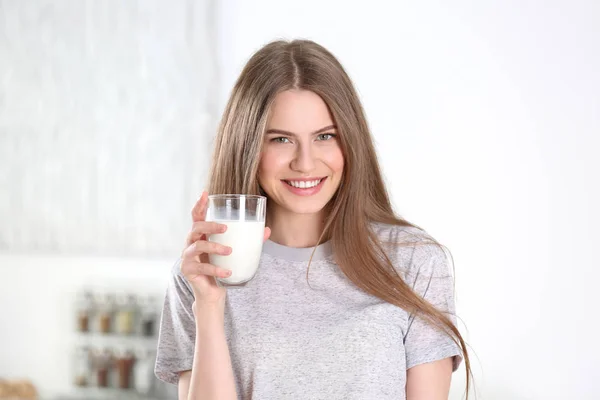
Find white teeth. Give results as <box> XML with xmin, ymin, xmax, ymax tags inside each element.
<box><xmin>287</xmin><ymin>179</ymin><xmax>322</xmax><ymax>189</ymax></box>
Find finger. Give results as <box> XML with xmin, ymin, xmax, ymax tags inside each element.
<box><xmin>182</xmin><ymin>240</ymin><xmax>232</xmax><ymax>259</ymax></box>
<box><xmin>191</xmin><ymin>191</ymin><xmax>208</xmax><ymax>223</ymax></box>
<box><xmin>181</xmin><ymin>260</ymin><xmax>232</xmax><ymax>279</ymax></box>
<box><xmin>263</xmin><ymin>226</ymin><xmax>271</xmax><ymax>243</ymax></box>
<box><xmin>186</xmin><ymin>221</ymin><xmax>227</xmax><ymax>246</ymax></box>
<box><xmin>190</xmin><ymin>193</ymin><xmax>204</xmax><ymax>221</ymax></box>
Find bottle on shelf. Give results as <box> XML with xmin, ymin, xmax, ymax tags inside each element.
<box><xmin>96</xmin><ymin>293</ymin><xmax>115</xmax><ymax>334</ymax></box>
<box><xmin>134</xmin><ymin>348</ymin><xmax>156</xmax><ymax>395</ymax></box>
<box><xmin>73</xmin><ymin>345</ymin><xmax>91</xmax><ymax>387</ymax></box>
<box><xmin>75</xmin><ymin>291</ymin><xmax>94</xmax><ymax>333</ymax></box>
<box><xmin>92</xmin><ymin>347</ymin><xmax>113</xmax><ymax>388</ymax></box>
<box><xmin>115</xmin><ymin>293</ymin><xmax>136</xmax><ymax>335</ymax></box>
<box><xmin>115</xmin><ymin>348</ymin><xmax>136</xmax><ymax>389</ymax></box>
<box><xmin>139</xmin><ymin>295</ymin><xmax>158</xmax><ymax>337</ymax></box>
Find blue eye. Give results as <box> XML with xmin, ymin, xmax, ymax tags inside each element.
<box><xmin>271</xmin><ymin>137</ymin><xmax>291</xmax><ymax>144</ymax></box>
<box><xmin>316</xmin><ymin>133</ymin><xmax>336</xmax><ymax>141</ymax></box>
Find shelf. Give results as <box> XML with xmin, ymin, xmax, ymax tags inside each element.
<box><xmin>50</xmin><ymin>386</ymin><xmax>169</xmax><ymax>400</ymax></box>
<box><xmin>74</xmin><ymin>331</ymin><xmax>157</xmax><ymax>341</ymax></box>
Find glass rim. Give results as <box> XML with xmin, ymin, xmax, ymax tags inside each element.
<box><xmin>207</xmin><ymin>194</ymin><xmax>266</xmax><ymax>200</ymax></box>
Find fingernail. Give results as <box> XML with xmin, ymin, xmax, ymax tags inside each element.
<box><xmin>224</xmin><ymin>246</ymin><xmax>232</xmax><ymax>255</ymax></box>
<box><xmin>225</xmin><ymin>270</ymin><xmax>232</xmax><ymax>277</ymax></box>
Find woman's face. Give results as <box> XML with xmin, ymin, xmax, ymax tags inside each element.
<box><xmin>258</xmin><ymin>89</ymin><xmax>344</xmax><ymax>216</ymax></box>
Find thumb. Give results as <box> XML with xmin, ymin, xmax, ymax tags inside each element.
<box><xmin>263</xmin><ymin>227</ymin><xmax>271</xmax><ymax>242</ymax></box>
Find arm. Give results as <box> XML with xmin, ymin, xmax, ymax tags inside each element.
<box><xmin>182</xmin><ymin>301</ymin><xmax>237</xmax><ymax>400</ymax></box>
<box><xmin>178</xmin><ymin>371</ymin><xmax>191</xmax><ymax>400</ymax></box>
<box><xmin>406</xmin><ymin>357</ymin><xmax>453</xmax><ymax>400</ymax></box>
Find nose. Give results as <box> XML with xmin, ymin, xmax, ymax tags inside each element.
<box><xmin>290</xmin><ymin>142</ymin><xmax>316</xmax><ymax>174</ymax></box>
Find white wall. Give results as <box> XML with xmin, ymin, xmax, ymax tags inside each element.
<box><xmin>0</xmin><ymin>0</ymin><xmax>214</xmax><ymax>257</ymax></box>
<box><xmin>215</xmin><ymin>0</ymin><xmax>599</xmax><ymax>399</ymax></box>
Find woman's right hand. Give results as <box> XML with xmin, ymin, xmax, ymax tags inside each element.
<box><xmin>180</xmin><ymin>191</ymin><xmax>233</xmax><ymax>307</ymax></box>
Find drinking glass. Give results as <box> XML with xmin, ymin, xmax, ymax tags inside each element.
<box><xmin>206</xmin><ymin>194</ymin><xmax>267</xmax><ymax>287</ymax></box>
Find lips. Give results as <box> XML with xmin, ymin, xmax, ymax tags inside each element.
<box><xmin>281</xmin><ymin>177</ymin><xmax>327</xmax><ymax>196</ymax></box>
<box><xmin>284</xmin><ymin>178</ymin><xmax>324</xmax><ymax>189</ymax></box>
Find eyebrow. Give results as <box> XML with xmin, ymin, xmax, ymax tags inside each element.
<box><xmin>265</xmin><ymin>124</ymin><xmax>337</xmax><ymax>136</ymax></box>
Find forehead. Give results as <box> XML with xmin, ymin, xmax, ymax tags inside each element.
<box><xmin>267</xmin><ymin>90</ymin><xmax>335</xmax><ymax>132</ymax></box>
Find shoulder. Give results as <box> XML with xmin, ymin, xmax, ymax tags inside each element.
<box><xmin>370</xmin><ymin>222</ymin><xmax>451</xmax><ymax>279</ymax></box>
<box><xmin>370</xmin><ymin>222</ymin><xmax>432</xmax><ymax>245</ymax></box>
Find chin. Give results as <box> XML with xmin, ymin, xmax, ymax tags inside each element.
<box><xmin>285</xmin><ymin>202</ymin><xmax>329</xmax><ymax>215</ymax></box>
<box><xmin>266</xmin><ymin>191</ymin><xmax>329</xmax><ymax>215</ymax></box>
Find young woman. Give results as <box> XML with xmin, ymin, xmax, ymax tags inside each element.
<box><xmin>155</xmin><ymin>39</ymin><xmax>472</xmax><ymax>400</ymax></box>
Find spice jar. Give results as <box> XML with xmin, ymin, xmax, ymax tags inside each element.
<box><xmin>115</xmin><ymin>293</ymin><xmax>136</xmax><ymax>335</ymax></box>
<box><xmin>115</xmin><ymin>349</ymin><xmax>135</xmax><ymax>389</ymax></box>
<box><xmin>92</xmin><ymin>348</ymin><xmax>113</xmax><ymax>387</ymax></box>
<box><xmin>73</xmin><ymin>346</ymin><xmax>91</xmax><ymax>387</ymax></box>
<box><xmin>96</xmin><ymin>293</ymin><xmax>115</xmax><ymax>334</ymax></box>
<box><xmin>76</xmin><ymin>291</ymin><xmax>93</xmax><ymax>332</ymax></box>
<box><xmin>139</xmin><ymin>296</ymin><xmax>157</xmax><ymax>337</ymax></box>
<box><xmin>134</xmin><ymin>348</ymin><xmax>155</xmax><ymax>395</ymax></box>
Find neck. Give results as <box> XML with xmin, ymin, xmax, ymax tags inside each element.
<box><xmin>266</xmin><ymin>206</ymin><xmax>327</xmax><ymax>248</ymax></box>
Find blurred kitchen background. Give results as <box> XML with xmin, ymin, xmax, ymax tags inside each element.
<box><xmin>1</xmin><ymin>0</ymin><xmax>599</xmax><ymax>399</ymax></box>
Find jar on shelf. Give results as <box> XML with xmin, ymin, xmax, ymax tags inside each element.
<box><xmin>75</xmin><ymin>291</ymin><xmax>94</xmax><ymax>333</ymax></box>
<box><xmin>115</xmin><ymin>293</ymin><xmax>137</xmax><ymax>335</ymax></box>
<box><xmin>134</xmin><ymin>348</ymin><xmax>155</xmax><ymax>395</ymax></box>
<box><xmin>96</xmin><ymin>293</ymin><xmax>115</xmax><ymax>334</ymax></box>
<box><xmin>92</xmin><ymin>347</ymin><xmax>113</xmax><ymax>388</ymax></box>
<box><xmin>115</xmin><ymin>348</ymin><xmax>136</xmax><ymax>389</ymax></box>
<box><xmin>73</xmin><ymin>346</ymin><xmax>91</xmax><ymax>387</ymax></box>
<box><xmin>139</xmin><ymin>295</ymin><xmax>158</xmax><ymax>337</ymax></box>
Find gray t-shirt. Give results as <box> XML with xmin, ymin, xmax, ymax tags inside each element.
<box><xmin>155</xmin><ymin>223</ymin><xmax>462</xmax><ymax>399</ymax></box>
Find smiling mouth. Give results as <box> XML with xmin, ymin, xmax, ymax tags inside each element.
<box><xmin>282</xmin><ymin>178</ymin><xmax>325</xmax><ymax>189</ymax></box>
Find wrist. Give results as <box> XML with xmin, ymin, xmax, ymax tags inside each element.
<box><xmin>192</xmin><ymin>300</ymin><xmax>225</xmax><ymax>320</ymax></box>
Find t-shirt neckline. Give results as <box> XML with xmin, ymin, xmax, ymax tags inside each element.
<box><xmin>262</xmin><ymin>239</ymin><xmax>332</xmax><ymax>262</ymax></box>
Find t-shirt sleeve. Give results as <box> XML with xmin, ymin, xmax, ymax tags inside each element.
<box><xmin>402</xmin><ymin>243</ymin><xmax>463</xmax><ymax>372</ymax></box>
<box><xmin>154</xmin><ymin>258</ymin><xmax>197</xmax><ymax>385</ymax></box>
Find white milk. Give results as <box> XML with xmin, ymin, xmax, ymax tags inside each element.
<box><xmin>207</xmin><ymin>220</ymin><xmax>265</xmax><ymax>285</ymax></box>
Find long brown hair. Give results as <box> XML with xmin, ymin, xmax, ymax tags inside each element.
<box><xmin>208</xmin><ymin>39</ymin><xmax>472</xmax><ymax>397</ymax></box>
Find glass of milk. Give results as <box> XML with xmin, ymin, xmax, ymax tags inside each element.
<box><xmin>206</xmin><ymin>194</ymin><xmax>267</xmax><ymax>287</ymax></box>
